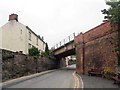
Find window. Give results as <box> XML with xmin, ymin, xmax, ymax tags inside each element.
<box><xmin>20</xmin><ymin>29</ymin><xmax>22</xmax><ymax>35</ymax></box>
<box><xmin>28</xmin><ymin>43</ymin><xmax>31</xmax><ymax>49</ymax></box>
<box><xmin>36</xmin><ymin>37</ymin><xmax>38</xmax><ymax>45</ymax></box>
<box><xmin>29</xmin><ymin>31</ymin><xmax>31</xmax><ymax>40</ymax></box>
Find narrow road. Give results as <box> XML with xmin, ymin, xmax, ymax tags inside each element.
<box><xmin>7</xmin><ymin>64</ymin><xmax>77</xmax><ymax>88</ymax></box>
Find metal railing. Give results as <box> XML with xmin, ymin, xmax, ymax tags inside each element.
<box><xmin>51</xmin><ymin>33</ymin><xmax>76</xmax><ymax>50</ymax></box>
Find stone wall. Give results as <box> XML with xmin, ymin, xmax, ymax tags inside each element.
<box><xmin>1</xmin><ymin>49</ymin><xmax>56</xmax><ymax>82</ymax></box>
<box><xmin>0</xmin><ymin>49</ymin><xmax>2</xmax><ymax>82</ymax></box>
<box><xmin>75</xmin><ymin>21</ymin><xmax>118</xmax><ymax>74</ymax></box>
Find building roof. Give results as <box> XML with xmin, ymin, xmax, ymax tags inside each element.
<box><xmin>26</xmin><ymin>26</ymin><xmax>45</xmax><ymax>43</ymax></box>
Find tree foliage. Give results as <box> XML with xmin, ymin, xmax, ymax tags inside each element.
<box><xmin>101</xmin><ymin>0</ymin><xmax>120</xmax><ymax>25</ymax></box>
<box><xmin>28</xmin><ymin>47</ymin><xmax>40</xmax><ymax>56</ymax></box>
<box><xmin>102</xmin><ymin>0</ymin><xmax>120</xmax><ymax>66</ymax></box>
<box><xmin>41</xmin><ymin>43</ymin><xmax>55</xmax><ymax>59</ymax></box>
<box><xmin>45</xmin><ymin>43</ymin><xmax>49</xmax><ymax>55</ymax></box>
<box><xmin>41</xmin><ymin>43</ymin><xmax>50</xmax><ymax>57</ymax></box>
<box><xmin>41</xmin><ymin>50</ymin><xmax>52</xmax><ymax>57</ymax></box>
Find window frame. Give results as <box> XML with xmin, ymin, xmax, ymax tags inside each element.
<box><xmin>29</xmin><ymin>31</ymin><xmax>31</xmax><ymax>41</ymax></box>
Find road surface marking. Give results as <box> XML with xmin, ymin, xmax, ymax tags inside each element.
<box><xmin>77</xmin><ymin>73</ymin><xmax>84</xmax><ymax>89</ymax></box>
<box><xmin>72</xmin><ymin>72</ymin><xmax>77</xmax><ymax>88</ymax></box>
<box><xmin>72</xmin><ymin>71</ymin><xmax>80</xmax><ymax>89</ymax></box>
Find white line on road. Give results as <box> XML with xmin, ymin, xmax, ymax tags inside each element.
<box><xmin>72</xmin><ymin>72</ymin><xmax>77</xmax><ymax>88</ymax></box>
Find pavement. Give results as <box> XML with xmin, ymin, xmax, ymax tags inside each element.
<box><xmin>77</xmin><ymin>74</ymin><xmax>119</xmax><ymax>88</ymax></box>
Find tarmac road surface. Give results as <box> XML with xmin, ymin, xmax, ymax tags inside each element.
<box><xmin>7</xmin><ymin>64</ymin><xmax>77</xmax><ymax>88</ymax></box>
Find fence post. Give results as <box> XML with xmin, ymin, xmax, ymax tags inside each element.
<box><xmin>56</xmin><ymin>44</ymin><xmax>58</xmax><ymax>48</ymax></box>
<box><xmin>60</xmin><ymin>41</ymin><xmax>61</xmax><ymax>46</ymax></box>
<box><xmin>68</xmin><ymin>36</ymin><xmax>70</xmax><ymax>42</ymax></box>
<box><xmin>73</xmin><ymin>33</ymin><xmax>75</xmax><ymax>38</ymax></box>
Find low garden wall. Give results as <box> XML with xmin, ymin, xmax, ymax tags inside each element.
<box><xmin>1</xmin><ymin>49</ymin><xmax>56</xmax><ymax>82</ymax></box>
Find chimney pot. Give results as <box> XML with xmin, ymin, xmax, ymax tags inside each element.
<box><xmin>9</xmin><ymin>14</ymin><xmax>18</xmax><ymax>21</ymax></box>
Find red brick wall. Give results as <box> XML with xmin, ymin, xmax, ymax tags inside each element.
<box><xmin>83</xmin><ymin>22</ymin><xmax>112</xmax><ymax>43</ymax></box>
<box><xmin>75</xmin><ymin>33</ymin><xmax>84</xmax><ymax>74</ymax></box>
<box><xmin>75</xmin><ymin>21</ymin><xmax>118</xmax><ymax>74</ymax></box>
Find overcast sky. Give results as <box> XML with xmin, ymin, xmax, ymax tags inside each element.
<box><xmin>0</xmin><ymin>0</ymin><xmax>108</xmax><ymax>48</ymax></box>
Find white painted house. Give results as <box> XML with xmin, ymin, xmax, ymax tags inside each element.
<box><xmin>0</xmin><ymin>14</ymin><xmax>46</xmax><ymax>54</ymax></box>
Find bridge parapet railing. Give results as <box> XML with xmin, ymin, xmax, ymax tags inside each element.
<box><xmin>51</xmin><ymin>33</ymin><xmax>76</xmax><ymax>50</ymax></box>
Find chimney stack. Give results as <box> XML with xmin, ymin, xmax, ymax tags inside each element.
<box><xmin>9</xmin><ymin>14</ymin><xmax>18</xmax><ymax>21</ymax></box>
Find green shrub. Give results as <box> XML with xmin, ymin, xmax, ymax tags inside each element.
<box><xmin>102</xmin><ymin>67</ymin><xmax>116</xmax><ymax>79</ymax></box>
<box><xmin>28</xmin><ymin>47</ymin><xmax>40</xmax><ymax>56</ymax></box>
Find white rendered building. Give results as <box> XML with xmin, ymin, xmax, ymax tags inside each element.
<box><xmin>0</xmin><ymin>14</ymin><xmax>46</xmax><ymax>54</ymax></box>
